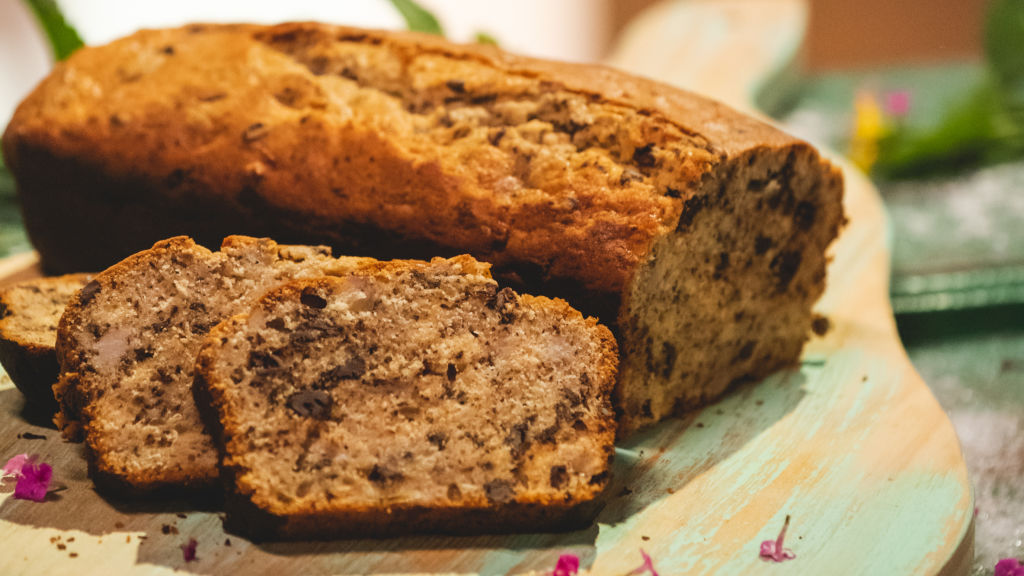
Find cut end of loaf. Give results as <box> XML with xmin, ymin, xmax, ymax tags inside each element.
<box><xmin>617</xmin><ymin>144</ymin><xmax>844</xmax><ymax>435</ymax></box>
<box><xmin>197</xmin><ymin>259</ymin><xmax>617</xmax><ymax>538</ymax></box>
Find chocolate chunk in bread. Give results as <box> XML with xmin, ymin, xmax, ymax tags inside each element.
<box><xmin>54</xmin><ymin>236</ymin><xmax>369</xmax><ymax>493</ymax></box>
<box><xmin>0</xmin><ymin>273</ymin><xmax>93</xmax><ymax>412</ymax></box>
<box><xmin>5</xmin><ymin>23</ymin><xmax>844</xmax><ymax>435</ymax></box>
<box><xmin>195</xmin><ymin>257</ymin><xmax>617</xmax><ymax>539</ymax></box>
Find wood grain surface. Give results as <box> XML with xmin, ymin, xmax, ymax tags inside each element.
<box><xmin>0</xmin><ymin>1</ymin><xmax>973</xmax><ymax>574</ymax></box>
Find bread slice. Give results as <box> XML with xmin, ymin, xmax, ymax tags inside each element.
<box><xmin>0</xmin><ymin>273</ymin><xmax>93</xmax><ymax>412</ymax></box>
<box><xmin>195</xmin><ymin>257</ymin><xmax>617</xmax><ymax>539</ymax></box>
<box><xmin>55</xmin><ymin>236</ymin><xmax>369</xmax><ymax>493</ymax></box>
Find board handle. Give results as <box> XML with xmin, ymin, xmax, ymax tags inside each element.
<box><xmin>605</xmin><ymin>0</ymin><xmax>808</xmax><ymax>117</ymax></box>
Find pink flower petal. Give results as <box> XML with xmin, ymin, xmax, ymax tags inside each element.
<box><xmin>759</xmin><ymin>515</ymin><xmax>796</xmax><ymax>562</ymax></box>
<box><xmin>3</xmin><ymin>453</ymin><xmax>32</xmax><ymax>477</ymax></box>
<box><xmin>552</xmin><ymin>553</ymin><xmax>579</xmax><ymax>576</ymax></box>
<box><xmin>13</xmin><ymin>462</ymin><xmax>52</xmax><ymax>501</ymax></box>
<box><xmin>995</xmin><ymin>558</ymin><xmax>1024</xmax><ymax>576</ymax></box>
<box><xmin>181</xmin><ymin>538</ymin><xmax>198</xmax><ymax>562</ymax></box>
<box><xmin>629</xmin><ymin>549</ymin><xmax>659</xmax><ymax>576</ymax></box>
<box><xmin>884</xmin><ymin>91</ymin><xmax>912</xmax><ymax>118</ymax></box>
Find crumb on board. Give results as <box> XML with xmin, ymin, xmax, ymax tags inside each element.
<box><xmin>811</xmin><ymin>314</ymin><xmax>830</xmax><ymax>336</ymax></box>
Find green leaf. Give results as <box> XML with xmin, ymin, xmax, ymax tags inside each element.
<box><xmin>0</xmin><ymin>166</ymin><xmax>14</xmax><ymax>201</ymax></box>
<box><xmin>0</xmin><ymin>152</ymin><xmax>13</xmax><ymax>196</ymax></box>
<box><xmin>984</xmin><ymin>0</ymin><xmax>1024</xmax><ymax>89</ymax></box>
<box><xmin>22</xmin><ymin>0</ymin><xmax>84</xmax><ymax>61</ymax></box>
<box><xmin>387</xmin><ymin>0</ymin><xmax>445</xmax><ymax>36</ymax></box>
<box><xmin>474</xmin><ymin>32</ymin><xmax>499</xmax><ymax>46</ymax></box>
<box><xmin>874</xmin><ymin>81</ymin><xmax>1011</xmax><ymax>178</ymax></box>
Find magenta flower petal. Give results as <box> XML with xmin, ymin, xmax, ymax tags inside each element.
<box><xmin>759</xmin><ymin>515</ymin><xmax>796</xmax><ymax>562</ymax></box>
<box><xmin>13</xmin><ymin>462</ymin><xmax>52</xmax><ymax>501</ymax></box>
<box><xmin>995</xmin><ymin>558</ymin><xmax>1024</xmax><ymax>576</ymax></box>
<box><xmin>629</xmin><ymin>549</ymin><xmax>659</xmax><ymax>576</ymax></box>
<box><xmin>181</xmin><ymin>538</ymin><xmax>198</xmax><ymax>562</ymax></box>
<box><xmin>552</xmin><ymin>553</ymin><xmax>579</xmax><ymax>576</ymax></box>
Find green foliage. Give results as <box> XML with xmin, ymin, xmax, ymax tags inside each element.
<box><xmin>22</xmin><ymin>0</ymin><xmax>84</xmax><ymax>61</ymax></box>
<box><xmin>387</xmin><ymin>0</ymin><xmax>499</xmax><ymax>46</ymax></box>
<box><xmin>474</xmin><ymin>32</ymin><xmax>499</xmax><ymax>46</ymax></box>
<box><xmin>387</xmin><ymin>0</ymin><xmax>444</xmax><ymax>36</ymax></box>
<box><xmin>0</xmin><ymin>158</ymin><xmax>12</xmax><ymax>199</ymax></box>
<box><xmin>985</xmin><ymin>0</ymin><xmax>1024</xmax><ymax>90</ymax></box>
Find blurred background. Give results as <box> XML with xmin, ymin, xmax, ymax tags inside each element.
<box><xmin>0</xmin><ymin>0</ymin><xmax>996</xmax><ymax>125</ymax></box>
<box><xmin>1</xmin><ymin>1</ymin><xmax>1021</xmax><ymax>573</ymax></box>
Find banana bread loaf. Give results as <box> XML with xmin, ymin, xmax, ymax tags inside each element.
<box><xmin>5</xmin><ymin>23</ymin><xmax>845</xmax><ymax>434</ymax></box>
<box><xmin>0</xmin><ymin>273</ymin><xmax>92</xmax><ymax>411</ymax></box>
<box><xmin>55</xmin><ymin>235</ymin><xmax>369</xmax><ymax>493</ymax></box>
<box><xmin>195</xmin><ymin>259</ymin><xmax>617</xmax><ymax>538</ymax></box>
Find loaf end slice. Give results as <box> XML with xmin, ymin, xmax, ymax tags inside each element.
<box><xmin>616</xmin><ymin>144</ymin><xmax>845</xmax><ymax>434</ymax></box>
<box><xmin>0</xmin><ymin>273</ymin><xmax>93</xmax><ymax>412</ymax></box>
<box><xmin>196</xmin><ymin>257</ymin><xmax>618</xmax><ymax>539</ymax></box>
<box><xmin>54</xmin><ymin>235</ymin><xmax>368</xmax><ymax>494</ymax></box>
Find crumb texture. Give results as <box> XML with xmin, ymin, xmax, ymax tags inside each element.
<box><xmin>197</xmin><ymin>258</ymin><xmax>617</xmax><ymax>537</ymax></box>
<box><xmin>0</xmin><ymin>274</ymin><xmax>92</xmax><ymax>348</ymax></box>
<box><xmin>616</xmin><ymin>147</ymin><xmax>845</xmax><ymax>433</ymax></box>
<box><xmin>55</xmin><ymin>236</ymin><xmax>366</xmax><ymax>491</ymax></box>
<box><xmin>0</xmin><ymin>273</ymin><xmax>93</xmax><ymax>409</ymax></box>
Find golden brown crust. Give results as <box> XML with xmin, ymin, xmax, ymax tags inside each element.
<box><xmin>3</xmin><ymin>22</ymin><xmax>794</xmax><ymax>297</ymax></box>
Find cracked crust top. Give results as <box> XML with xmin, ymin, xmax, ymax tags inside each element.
<box><xmin>3</xmin><ymin>22</ymin><xmax>808</xmax><ymax>299</ymax></box>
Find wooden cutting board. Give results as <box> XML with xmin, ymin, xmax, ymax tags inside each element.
<box><xmin>0</xmin><ymin>1</ymin><xmax>973</xmax><ymax>574</ymax></box>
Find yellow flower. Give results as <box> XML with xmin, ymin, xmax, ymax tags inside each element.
<box><xmin>849</xmin><ymin>90</ymin><xmax>890</xmax><ymax>172</ymax></box>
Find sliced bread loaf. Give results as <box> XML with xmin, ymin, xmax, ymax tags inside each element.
<box><xmin>0</xmin><ymin>273</ymin><xmax>93</xmax><ymax>411</ymax></box>
<box><xmin>55</xmin><ymin>236</ymin><xmax>369</xmax><ymax>493</ymax></box>
<box><xmin>5</xmin><ymin>23</ymin><xmax>844</xmax><ymax>435</ymax></box>
<box><xmin>195</xmin><ymin>257</ymin><xmax>617</xmax><ymax>538</ymax></box>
